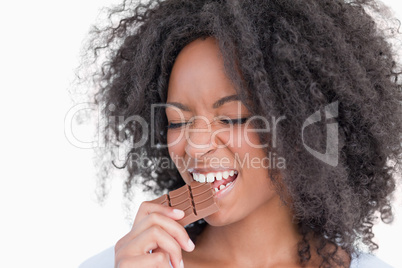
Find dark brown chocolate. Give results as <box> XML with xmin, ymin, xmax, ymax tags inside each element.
<box><xmin>150</xmin><ymin>181</ymin><xmax>219</xmax><ymax>226</ymax></box>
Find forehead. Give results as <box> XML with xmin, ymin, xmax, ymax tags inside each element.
<box><xmin>167</xmin><ymin>37</ymin><xmax>237</xmax><ymax>104</ymax></box>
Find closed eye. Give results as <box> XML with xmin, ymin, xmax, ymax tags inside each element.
<box><xmin>167</xmin><ymin>117</ymin><xmax>249</xmax><ymax>129</ymax></box>
<box><xmin>220</xmin><ymin>117</ymin><xmax>249</xmax><ymax>125</ymax></box>
<box><xmin>167</xmin><ymin>121</ymin><xmax>189</xmax><ymax>129</ymax></box>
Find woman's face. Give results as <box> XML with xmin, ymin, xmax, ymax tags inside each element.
<box><xmin>166</xmin><ymin>37</ymin><xmax>280</xmax><ymax>226</ymax></box>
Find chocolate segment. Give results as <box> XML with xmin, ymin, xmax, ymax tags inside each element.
<box><xmin>149</xmin><ymin>181</ymin><xmax>219</xmax><ymax>226</ymax></box>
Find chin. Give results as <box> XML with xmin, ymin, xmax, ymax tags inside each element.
<box><xmin>202</xmin><ymin>210</ymin><xmax>240</xmax><ymax>227</ymax></box>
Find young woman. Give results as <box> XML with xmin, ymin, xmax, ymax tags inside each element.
<box><xmin>80</xmin><ymin>0</ymin><xmax>401</xmax><ymax>267</ymax></box>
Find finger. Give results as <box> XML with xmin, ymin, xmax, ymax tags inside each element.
<box><xmin>119</xmin><ymin>212</ymin><xmax>194</xmax><ymax>253</ymax></box>
<box><xmin>134</xmin><ymin>201</ymin><xmax>185</xmax><ymax>225</ymax></box>
<box><xmin>116</xmin><ymin>226</ymin><xmax>183</xmax><ymax>268</ymax></box>
<box><xmin>115</xmin><ymin>201</ymin><xmax>190</xmax><ymax>253</ymax></box>
<box><xmin>115</xmin><ymin>252</ymin><xmax>171</xmax><ymax>268</ymax></box>
<box><xmin>152</xmin><ymin>248</ymin><xmax>184</xmax><ymax>268</ymax></box>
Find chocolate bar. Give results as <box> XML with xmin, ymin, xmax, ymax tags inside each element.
<box><xmin>150</xmin><ymin>181</ymin><xmax>219</xmax><ymax>226</ymax></box>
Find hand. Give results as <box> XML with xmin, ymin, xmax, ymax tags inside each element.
<box><xmin>114</xmin><ymin>201</ymin><xmax>195</xmax><ymax>268</ymax></box>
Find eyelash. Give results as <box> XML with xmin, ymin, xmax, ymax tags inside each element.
<box><xmin>219</xmin><ymin>117</ymin><xmax>249</xmax><ymax>125</ymax></box>
<box><xmin>167</xmin><ymin>122</ymin><xmax>188</xmax><ymax>129</ymax></box>
<box><xmin>167</xmin><ymin>117</ymin><xmax>249</xmax><ymax>129</ymax></box>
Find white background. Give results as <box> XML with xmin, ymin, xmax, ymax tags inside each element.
<box><xmin>0</xmin><ymin>0</ymin><xmax>401</xmax><ymax>267</ymax></box>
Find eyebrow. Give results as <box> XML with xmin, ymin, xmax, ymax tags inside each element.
<box><xmin>165</xmin><ymin>102</ymin><xmax>191</xmax><ymax>111</ymax></box>
<box><xmin>166</xmin><ymin>94</ymin><xmax>239</xmax><ymax>111</ymax></box>
<box><xmin>212</xmin><ymin>94</ymin><xmax>239</xmax><ymax>109</ymax></box>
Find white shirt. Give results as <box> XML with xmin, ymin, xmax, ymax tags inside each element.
<box><xmin>79</xmin><ymin>246</ymin><xmax>394</xmax><ymax>268</ymax></box>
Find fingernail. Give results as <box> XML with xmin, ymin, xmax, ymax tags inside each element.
<box><xmin>188</xmin><ymin>238</ymin><xmax>195</xmax><ymax>251</ymax></box>
<box><xmin>180</xmin><ymin>259</ymin><xmax>184</xmax><ymax>268</ymax></box>
<box><xmin>173</xmin><ymin>209</ymin><xmax>184</xmax><ymax>217</ymax></box>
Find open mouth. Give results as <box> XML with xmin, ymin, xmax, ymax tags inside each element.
<box><xmin>189</xmin><ymin>169</ymin><xmax>238</xmax><ymax>193</ymax></box>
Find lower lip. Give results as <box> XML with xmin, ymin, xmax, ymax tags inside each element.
<box><xmin>215</xmin><ymin>177</ymin><xmax>237</xmax><ymax>199</ymax></box>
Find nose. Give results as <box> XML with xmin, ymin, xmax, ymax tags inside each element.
<box><xmin>184</xmin><ymin>119</ymin><xmax>217</xmax><ymax>159</ymax></box>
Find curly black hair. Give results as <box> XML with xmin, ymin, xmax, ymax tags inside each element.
<box><xmin>77</xmin><ymin>0</ymin><xmax>402</xmax><ymax>267</ymax></box>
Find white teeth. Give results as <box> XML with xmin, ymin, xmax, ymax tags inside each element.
<box><xmin>192</xmin><ymin>170</ymin><xmax>237</xmax><ymax>183</ymax></box>
<box><xmin>214</xmin><ymin>181</ymin><xmax>235</xmax><ymax>193</ymax></box>
<box><xmin>198</xmin><ymin>174</ymin><xmax>206</xmax><ymax>183</ymax></box>
<box><xmin>206</xmin><ymin>173</ymin><xmax>215</xmax><ymax>182</ymax></box>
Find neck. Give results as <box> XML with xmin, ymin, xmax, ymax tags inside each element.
<box><xmin>194</xmin><ymin>195</ymin><xmax>303</xmax><ymax>267</ymax></box>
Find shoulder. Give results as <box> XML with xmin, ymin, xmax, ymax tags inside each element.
<box><xmin>350</xmin><ymin>252</ymin><xmax>394</xmax><ymax>268</ymax></box>
<box><xmin>79</xmin><ymin>247</ymin><xmax>114</xmax><ymax>268</ymax></box>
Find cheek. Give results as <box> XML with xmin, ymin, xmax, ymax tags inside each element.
<box><xmin>167</xmin><ymin>130</ymin><xmax>186</xmax><ymax>168</ymax></box>
<box><xmin>234</xmin><ymin>129</ymin><xmax>269</xmax><ymax>171</ymax></box>
<box><xmin>221</xmin><ymin>126</ymin><xmax>264</xmax><ymax>153</ymax></box>
<box><xmin>213</xmin><ymin>125</ymin><xmax>244</xmax><ymax>149</ymax></box>
<box><xmin>243</xmin><ymin>128</ymin><xmax>266</xmax><ymax>149</ymax></box>
<box><xmin>167</xmin><ymin>129</ymin><xmax>184</xmax><ymax>150</ymax></box>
